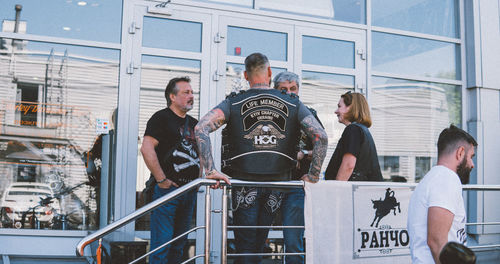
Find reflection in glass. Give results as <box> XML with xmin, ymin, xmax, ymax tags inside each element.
<box><xmin>227</xmin><ymin>26</ymin><xmax>287</xmax><ymax>61</ymax></box>
<box><xmin>200</xmin><ymin>0</ymin><xmax>253</xmax><ymax>7</ymax></box>
<box><xmin>303</xmin><ymin>36</ymin><xmax>354</xmax><ymax>68</ymax></box>
<box><xmin>0</xmin><ymin>39</ymin><xmax>119</xmax><ymax>230</ymax></box>
<box><xmin>415</xmin><ymin>156</ymin><xmax>431</xmax><ymax>182</ymax></box>
<box><xmin>372</xmin><ymin>32</ymin><xmax>460</xmax><ymax>80</ymax></box>
<box><xmin>378</xmin><ymin>156</ymin><xmax>400</xmax><ymax>180</ymax></box>
<box><xmin>0</xmin><ymin>0</ymin><xmax>122</xmax><ymax>43</ymax></box>
<box><xmin>136</xmin><ymin>56</ymin><xmax>201</xmax><ymax>230</ymax></box>
<box><xmin>225</xmin><ymin>63</ymin><xmax>285</xmax><ymax>96</ymax></box>
<box><xmin>372</xmin><ymin>0</ymin><xmax>458</xmax><ymax>38</ymax></box>
<box><xmin>370</xmin><ymin>76</ymin><xmax>461</xmax><ymax>182</ymax></box>
<box><xmin>143</xmin><ymin>17</ymin><xmax>202</xmax><ymax>52</ymax></box>
<box><xmin>259</xmin><ymin>0</ymin><xmax>365</xmax><ymax>24</ymax></box>
<box><xmin>301</xmin><ymin>71</ymin><xmax>354</xmax><ymax>175</ymax></box>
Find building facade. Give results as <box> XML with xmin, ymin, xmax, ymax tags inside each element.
<box><xmin>0</xmin><ymin>0</ymin><xmax>499</xmax><ymax>262</ymax></box>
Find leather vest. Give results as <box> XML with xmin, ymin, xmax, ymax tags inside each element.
<box><xmin>350</xmin><ymin>122</ymin><xmax>383</xmax><ymax>182</ymax></box>
<box><xmin>224</xmin><ymin>89</ymin><xmax>301</xmax><ymax>175</ymax></box>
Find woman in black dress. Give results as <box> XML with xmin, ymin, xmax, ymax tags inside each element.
<box><xmin>325</xmin><ymin>91</ymin><xmax>383</xmax><ymax>181</ymax></box>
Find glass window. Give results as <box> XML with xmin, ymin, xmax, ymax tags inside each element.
<box><xmin>259</xmin><ymin>0</ymin><xmax>366</xmax><ymax>24</ymax></box>
<box><xmin>303</xmin><ymin>36</ymin><xmax>355</xmax><ymax>68</ymax></box>
<box><xmin>372</xmin><ymin>32</ymin><xmax>461</xmax><ymax>80</ymax></box>
<box><xmin>0</xmin><ymin>0</ymin><xmax>122</xmax><ymax>43</ymax></box>
<box><xmin>227</xmin><ymin>26</ymin><xmax>287</xmax><ymax>61</ymax></box>
<box><xmin>372</xmin><ymin>0</ymin><xmax>459</xmax><ymax>38</ymax></box>
<box><xmin>225</xmin><ymin>63</ymin><xmax>286</xmax><ymax>96</ymax></box>
<box><xmin>142</xmin><ymin>17</ymin><xmax>202</xmax><ymax>52</ymax></box>
<box><xmin>0</xmin><ymin>39</ymin><xmax>120</xmax><ymax>230</ymax></box>
<box><xmin>378</xmin><ymin>156</ymin><xmax>401</xmax><ymax>180</ymax></box>
<box><xmin>199</xmin><ymin>0</ymin><xmax>253</xmax><ymax>7</ymax></box>
<box><xmin>135</xmin><ymin>56</ymin><xmax>201</xmax><ymax>230</ymax></box>
<box><xmin>301</xmin><ymin>71</ymin><xmax>354</xmax><ymax>174</ymax></box>
<box><xmin>370</xmin><ymin>76</ymin><xmax>461</xmax><ymax>181</ymax></box>
<box><xmin>415</xmin><ymin>156</ymin><xmax>431</xmax><ymax>182</ymax></box>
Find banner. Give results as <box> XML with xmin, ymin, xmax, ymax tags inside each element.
<box><xmin>304</xmin><ymin>181</ymin><xmax>416</xmax><ymax>264</ymax></box>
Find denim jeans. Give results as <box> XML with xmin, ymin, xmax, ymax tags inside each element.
<box><xmin>232</xmin><ymin>187</ymin><xmax>283</xmax><ymax>264</ymax></box>
<box><xmin>150</xmin><ymin>185</ymin><xmax>197</xmax><ymax>264</ymax></box>
<box><xmin>282</xmin><ymin>188</ymin><xmax>305</xmax><ymax>264</ymax></box>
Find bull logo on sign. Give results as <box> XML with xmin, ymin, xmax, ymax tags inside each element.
<box><xmin>370</xmin><ymin>188</ymin><xmax>401</xmax><ymax>228</ymax></box>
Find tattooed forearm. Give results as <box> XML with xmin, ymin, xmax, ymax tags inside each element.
<box><xmin>300</xmin><ymin>114</ymin><xmax>328</xmax><ymax>182</ymax></box>
<box><xmin>195</xmin><ymin>108</ymin><xmax>226</xmax><ymax>174</ymax></box>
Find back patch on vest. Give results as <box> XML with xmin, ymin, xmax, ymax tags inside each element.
<box><xmin>244</xmin><ymin>124</ymin><xmax>285</xmax><ymax>149</ymax></box>
<box><xmin>241</xmin><ymin>95</ymin><xmax>289</xmax><ymax>116</ymax></box>
<box><xmin>243</xmin><ymin>109</ymin><xmax>287</xmax><ymax>131</ymax></box>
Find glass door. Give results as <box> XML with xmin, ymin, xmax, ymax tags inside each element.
<box><xmin>294</xmin><ymin>25</ymin><xmax>366</xmax><ymax>174</ymax></box>
<box><xmin>216</xmin><ymin>16</ymin><xmax>295</xmax><ymax>97</ymax></box>
<box><xmin>131</xmin><ymin>5</ymin><xmax>212</xmax><ymax>233</ymax></box>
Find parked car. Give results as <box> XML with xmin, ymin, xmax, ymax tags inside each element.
<box><xmin>0</xmin><ymin>182</ymin><xmax>61</xmax><ymax>229</ymax></box>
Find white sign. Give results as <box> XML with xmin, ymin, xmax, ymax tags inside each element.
<box><xmin>96</xmin><ymin>118</ymin><xmax>110</xmax><ymax>134</ymax></box>
<box><xmin>353</xmin><ymin>186</ymin><xmax>413</xmax><ymax>258</ymax></box>
<box><xmin>304</xmin><ymin>181</ymin><xmax>415</xmax><ymax>264</ymax></box>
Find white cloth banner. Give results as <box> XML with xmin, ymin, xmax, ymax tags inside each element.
<box><xmin>304</xmin><ymin>181</ymin><xmax>415</xmax><ymax>264</ymax></box>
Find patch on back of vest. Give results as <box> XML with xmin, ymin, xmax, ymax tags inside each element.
<box><xmin>243</xmin><ymin>109</ymin><xmax>287</xmax><ymax>131</ymax></box>
<box><xmin>244</xmin><ymin>124</ymin><xmax>285</xmax><ymax>149</ymax></box>
<box><xmin>240</xmin><ymin>95</ymin><xmax>289</xmax><ymax>116</ymax></box>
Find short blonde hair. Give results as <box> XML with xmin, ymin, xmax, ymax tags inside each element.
<box><xmin>341</xmin><ymin>92</ymin><xmax>372</xmax><ymax>127</ymax></box>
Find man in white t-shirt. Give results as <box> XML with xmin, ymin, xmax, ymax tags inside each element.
<box><xmin>408</xmin><ymin>124</ymin><xmax>477</xmax><ymax>264</ymax></box>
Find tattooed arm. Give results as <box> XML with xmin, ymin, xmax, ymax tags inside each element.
<box><xmin>299</xmin><ymin>114</ymin><xmax>328</xmax><ymax>183</ymax></box>
<box><xmin>194</xmin><ymin>108</ymin><xmax>231</xmax><ymax>186</ymax></box>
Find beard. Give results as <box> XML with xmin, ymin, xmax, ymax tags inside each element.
<box><xmin>456</xmin><ymin>157</ymin><xmax>472</xmax><ymax>184</ymax></box>
<box><xmin>182</xmin><ymin>101</ymin><xmax>194</xmax><ymax>112</ymax></box>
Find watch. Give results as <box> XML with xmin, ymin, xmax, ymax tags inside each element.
<box><xmin>301</xmin><ymin>149</ymin><xmax>309</xmax><ymax>156</ymax></box>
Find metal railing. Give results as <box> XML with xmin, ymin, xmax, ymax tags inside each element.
<box><xmin>76</xmin><ymin>180</ymin><xmax>500</xmax><ymax>263</ymax></box>
<box><xmin>76</xmin><ymin>178</ymin><xmax>305</xmax><ymax>264</ymax></box>
<box><xmin>76</xmin><ymin>178</ymin><xmax>215</xmax><ymax>263</ymax></box>
<box><xmin>462</xmin><ymin>185</ymin><xmax>500</xmax><ymax>252</ymax></box>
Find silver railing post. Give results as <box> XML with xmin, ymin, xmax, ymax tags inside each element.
<box><xmin>204</xmin><ymin>186</ymin><xmax>211</xmax><ymax>264</ymax></box>
<box><xmin>221</xmin><ymin>185</ymin><xmax>228</xmax><ymax>264</ymax></box>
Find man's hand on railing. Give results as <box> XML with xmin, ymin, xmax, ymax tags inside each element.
<box><xmin>205</xmin><ymin>169</ymin><xmax>231</xmax><ymax>188</ymax></box>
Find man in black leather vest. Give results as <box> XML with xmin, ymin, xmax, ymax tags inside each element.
<box><xmin>195</xmin><ymin>53</ymin><xmax>328</xmax><ymax>264</ymax></box>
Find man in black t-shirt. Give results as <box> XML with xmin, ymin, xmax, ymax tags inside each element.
<box><xmin>140</xmin><ymin>77</ymin><xmax>200</xmax><ymax>264</ymax></box>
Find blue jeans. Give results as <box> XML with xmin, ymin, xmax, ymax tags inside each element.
<box><xmin>232</xmin><ymin>187</ymin><xmax>283</xmax><ymax>264</ymax></box>
<box><xmin>282</xmin><ymin>188</ymin><xmax>305</xmax><ymax>264</ymax></box>
<box><xmin>150</xmin><ymin>185</ymin><xmax>197</xmax><ymax>264</ymax></box>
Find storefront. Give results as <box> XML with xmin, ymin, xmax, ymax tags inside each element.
<box><xmin>0</xmin><ymin>0</ymin><xmax>499</xmax><ymax>261</ymax></box>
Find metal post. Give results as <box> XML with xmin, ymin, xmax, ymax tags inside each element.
<box><xmin>221</xmin><ymin>186</ymin><xmax>228</xmax><ymax>264</ymax></box>
<box><xmin>204</xmin><ymin>186</ymin><xmax>211</xmax><ymax>264</ymax></box>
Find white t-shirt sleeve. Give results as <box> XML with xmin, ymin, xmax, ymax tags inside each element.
<box><xmin>427</xmin><ymin>173</ymin><xmax>461</xmax><ymax>215</ymax></box>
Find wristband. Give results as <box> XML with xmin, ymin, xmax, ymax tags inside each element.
<box><xmin>157</xmin><ymin>178</ymin><xmax>167</xmax><ymax>184</ymax></box>
<box><xmin>206</xmin><ymin>169</ymin><xmax>217</xmax><ymax>177</ymax></box>
<box><xmin>301</xmin><ymin>149</ymin><xmax>309</xmax><ymax>156</ymax></box>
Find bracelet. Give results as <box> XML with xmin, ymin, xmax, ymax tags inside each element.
<box><xmin>206</xmin><ymin>169</ymin><xmax>217</xmax><ymax>177</ymax></box>
<box><xmin>301</xmin><ymin>149</ymin><xmax>309</xmax><ymax>156</ymax></box>
<box><xmin>157</xmin><ymin>178</ymin><xmax>167</xmax><ymax>184</ymax></box>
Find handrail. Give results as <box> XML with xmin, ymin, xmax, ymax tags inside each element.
<box><xmin>463</xmin><ymin>185</ymin><xmax>500</xmax><ymax>191</ymax></box>
<box><xmin>76</xmin><ymin>178</ymin><xmax>305</xmax><ymax>257</ymax></box>
<box><xmin>129</xmin><ymin>226</ymin><xmax>205</xmax><ymax>264</ymax></box>
<box><xmin>76</xmin><ymin>180</ymin><xmax>500</xmax><ymax>261</ymax></box>
<box><xmin>76</xmin><ymin>178</ymin><xmax>213</xmax><ymax>256</ymax></box>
